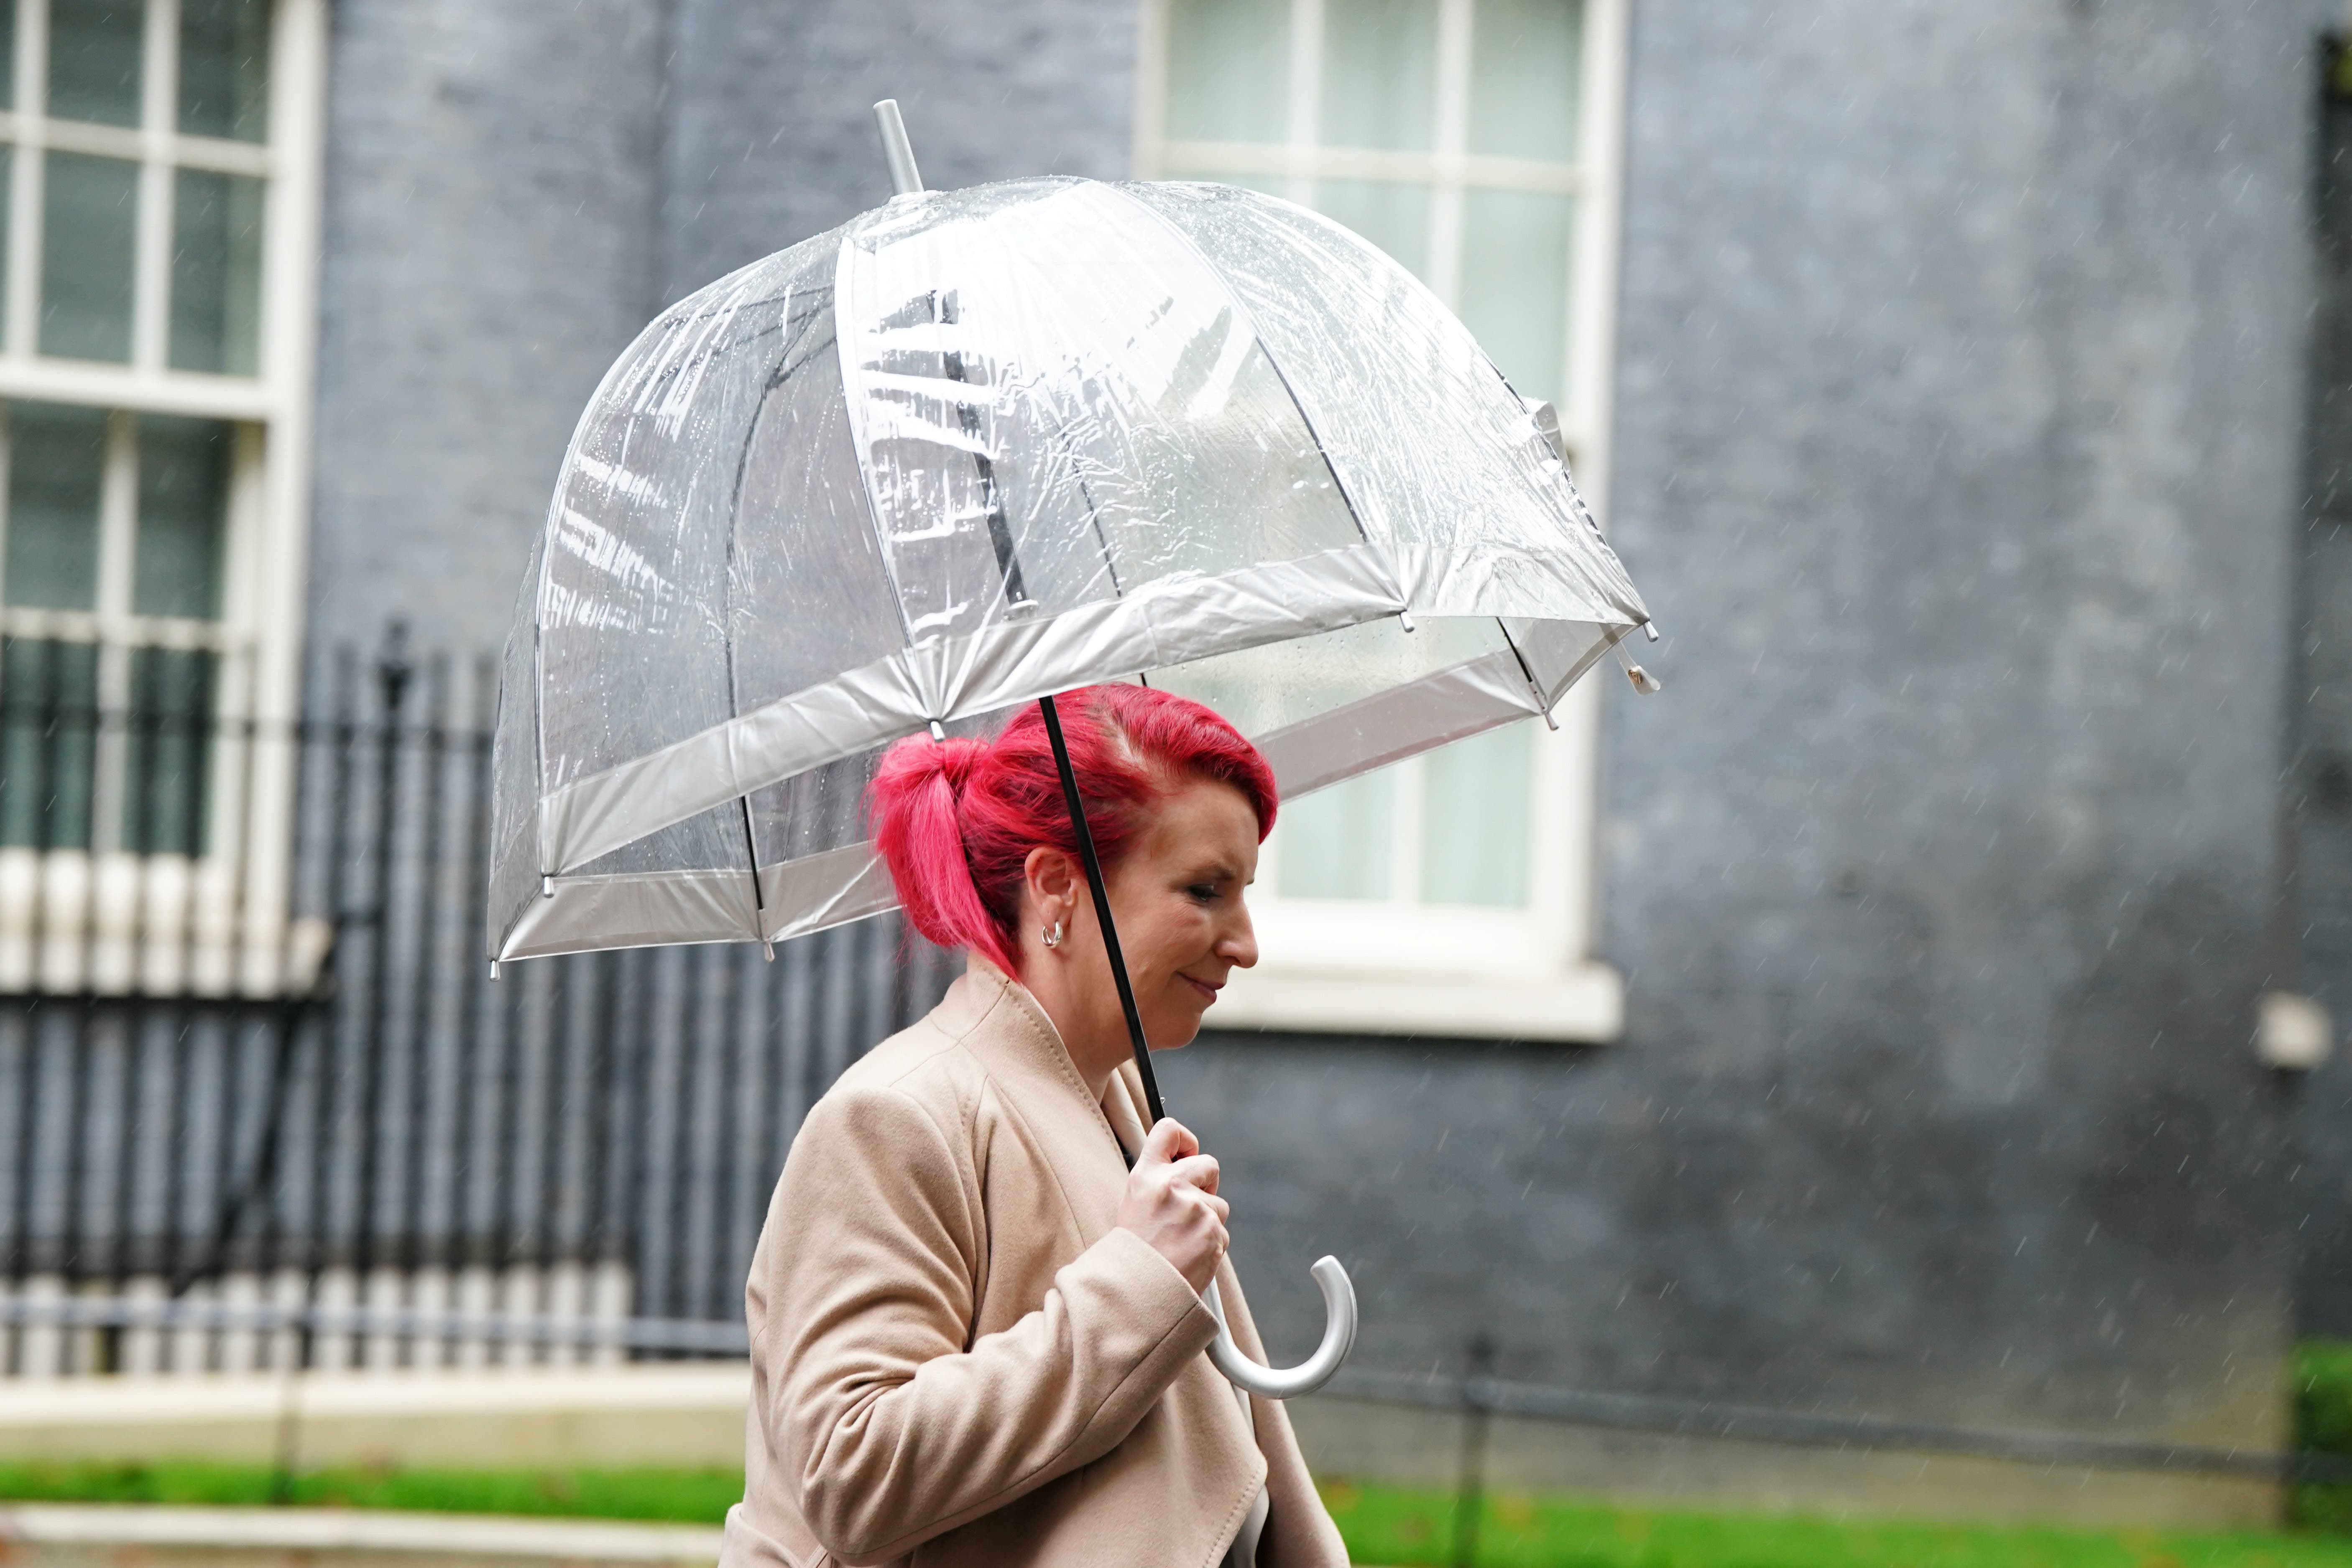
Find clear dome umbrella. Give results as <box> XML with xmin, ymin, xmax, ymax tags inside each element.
<box><xmin>489</xmin><ymin>102</ymin><xmax>1655</xmax><ymax>1398</ymax></box>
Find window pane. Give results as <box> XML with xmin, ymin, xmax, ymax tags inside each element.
<box><xmin>5</xmin><ymin>401</ymin><xmax>106</xmax><ymax>610</ymax></box>
<box><xmin>1420</xmin><ymin>721</ymin><xmax>1533</xmax><ymax>906</ymax></box>
<box><xmin>1469</xmin><ymin>0</ymin><xmax>1581</xmax><ymax>161</ymax></box>
<box><xmin>1315</xmin><ymin>178</ymin><xmax>1430</xmax><ymax>278</ymax></box>
<box><xmin>177</xmin><ymin>0</ymin><xmax>269</xmax><ymax>141</ymax></box>
<box><xmin>0</xmin><ymin>637</ymin><xmax>98</xmax><ymax>850</ymax></box>
<box><xmin>41</xmin><ymin>152</ymin><xmax>138</xmax><ymax>363</ymax></box>
<box><xmin>48</xmin><ymin>0</ymin><xmax>145</xmax><ymax>128</ymax></box>
<box><xmin>122</xmin><ymin>644</ymin><xmax>212</xmax><ymax>855</ymax></box>
<box><xmin>1321</xmin><ymin>0</ymin><xmax>1438</xmax><ymax>152</ymax></box>
<box><xmin>135</xmin><ymin>414</ymin><xmax>230</xmax><ymax>618</ymax></box>
<box><xmin>1166</xmin><ymin>0</ymin><xmax>1288</xmax><ymax>144</ymax></box>
<box><xmin>170</xmin><ymin>169</ymin><xmax>263</xmax><ymax>375</ymax></box>
<box><xmin>1276</xmin><ymin>771</ymin><xmax>1394</xmax><ymax>900</ymax></box>
<box><xmin>1459</xmin><ymin>188</ymin><xmax>1573</xmax><ymax>403</ymax></box>
<box><xmin>0</xmin><ymin>4</ymin><xmax>16</xmax><ymax>112</ymax></box>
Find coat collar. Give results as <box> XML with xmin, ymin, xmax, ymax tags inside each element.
<box><xmin>946</xmin><ymin>953</ymin><xmax>1154</xmax><ymax>1161</ymax></box>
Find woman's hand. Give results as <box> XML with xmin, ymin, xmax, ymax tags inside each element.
<box><xmin>1117</xmin><ymin>1118</ymin><xmax>1229</xmax><ymax>1294</ymax></box>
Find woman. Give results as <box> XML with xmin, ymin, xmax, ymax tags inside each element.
<box><xmin>720</xmin><ymin>686</ymin><xmax>1348</xmax><ymax>1568</ymax></box>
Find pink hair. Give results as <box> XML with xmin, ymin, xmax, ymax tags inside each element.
<box><xmin>866</xmin><ymin>686</ymin><xmax>1278</xmax><ymax>975</ymax></box>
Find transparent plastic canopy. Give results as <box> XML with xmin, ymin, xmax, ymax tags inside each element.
<box><xmin>491</xmin><ymin>178</ymin><xmax>1649</xmax><ymax>962</ymax></box>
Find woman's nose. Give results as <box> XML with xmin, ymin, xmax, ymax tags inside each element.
<box><xmin>1218</xmin><ymin>908</ymin><xmax>1259</xmax><ymax>968</ymax></box>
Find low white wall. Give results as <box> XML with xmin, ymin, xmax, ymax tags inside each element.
<box><xmin>0</xmin><ymin>1366</ymin><xmax>749</xmax><ymax>1470</ymax></box>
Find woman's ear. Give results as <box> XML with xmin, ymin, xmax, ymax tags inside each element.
<box><xmin>1022</xmin><ymin>845</ymin><xmax>1080</xmax><ymax>933</ymax></box>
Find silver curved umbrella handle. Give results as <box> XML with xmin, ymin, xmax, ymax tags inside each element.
<box><xmin>1200</xmin><ymin>1256</ymin><xmax>1357</xmax><ymax>1401</ymax></box>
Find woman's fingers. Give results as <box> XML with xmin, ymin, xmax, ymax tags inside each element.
<box><xmin>1168</xmin><ymin>1152</ymin><xmax>1220</xmax><ymax>1195</ymax></box>
<box><xmin>1115</xmin><ymin>1120</ymin><xmax>1231</xmax><ymax>1292</ymax></box>
<box><xmin>1138</xmin><ymin>1117</ymin><xmax>1200</xmax><ymax>1168</ymax></box>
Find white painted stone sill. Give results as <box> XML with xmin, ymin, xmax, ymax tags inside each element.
<box><xmin>0</xmin><ymin>1503</ymin><xmax>724</xmax><ymax>1563</ymax></box>
<box><xmin>1206</xmin><ymin>960</ymin><xmax>1624</xmax><ymax>1043</ymax></box>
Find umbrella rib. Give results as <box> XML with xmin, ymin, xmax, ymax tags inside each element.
<box><xmin>937</xmin><ymin>289</ymin><xmax>1032</xmax><ymax>610</ymax></box>
<box><xmin>1494</xmin><ymin>618</ymin><xmax>1559</xmax><ymax>730</ymax></box>
<box><xmin>713</xmin><ymin>306</ymin><xmax>820</xmax><ymax>928</ymax></box>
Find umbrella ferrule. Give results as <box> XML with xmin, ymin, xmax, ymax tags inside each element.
<box><xmin>873</xmin><ymin>100</ymin><xmax>924</xmax><ymax>196</ymax></box>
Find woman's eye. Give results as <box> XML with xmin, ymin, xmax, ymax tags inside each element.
<box><xmin>1186</xmin><ymin>883</ymin><xmax>1218</xmax><ymax>904</ymax></box>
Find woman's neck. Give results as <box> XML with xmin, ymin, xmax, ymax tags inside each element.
<box><xmin>1015</xmin><ymin>961</ymin><xmax>1131</xmax><ymax>1102</ymax></box>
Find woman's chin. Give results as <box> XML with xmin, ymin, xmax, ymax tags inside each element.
<box><xmin>1147</xmin><ymin>1006</ymin><xmax>1209</xmax><ymax>1052</ymax></box>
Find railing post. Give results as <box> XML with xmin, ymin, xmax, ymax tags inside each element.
<box><xmin>352</xmin><ymin>623</ymin><xmax>409</xmax><ymax>1364</ymax></box>
<box><xmin>1451</xmin><ymin>1331</ymin><xmax>1497</xmax><ymax>1568</ymax></box>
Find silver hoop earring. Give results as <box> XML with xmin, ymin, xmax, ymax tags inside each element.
<box><xmin>1042</xmin><ymin>921</ymin><xmax>1064</xmax><ymax>949</ymax></box>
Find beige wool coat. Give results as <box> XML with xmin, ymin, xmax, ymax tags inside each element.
<box><xmin>719</xmin><ymin>957</ymin><xmax>1349</xmax><ymax>1568</ymax></box>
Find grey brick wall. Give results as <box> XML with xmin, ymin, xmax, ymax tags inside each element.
<box><xmin>308</xmin><ymin>0</ymin><xmax>666</xmax><ymax>658</ymax></box>
<box><xmin>659</xmin><ymin>0</ymin><xmax>1142</xmax><ymax>301</ymax></box>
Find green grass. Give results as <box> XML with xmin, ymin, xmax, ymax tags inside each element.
<box><xmin>1319</xmin><ymin>1481</ymin><xmax>2352</xmax><ymax>1567</ymax></box>
<box><xmin>2301</xmin><ymin>1337</ymin><xmax>2352</xmax><ymax>1532</ymax></box>
<box><xmin>5</xmin><ymin>1462</ymin><xmax>2352</xmax><ymax>1566</ymax></box>
<box><xmin>0</xmin><ymin>1459</ymin><xmax>742</xmax><ymax>1525</ymax></box>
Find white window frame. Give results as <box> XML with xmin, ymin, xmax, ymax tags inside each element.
<box><xmin>1135</xmin><ymin>0</ymin><xmax>1629</xmax><ymax>1042</ymax></box>
<box><xmin>0</xmin><ymin>0</ymin><xmax>326</xmax><ymax>997</ymax></box>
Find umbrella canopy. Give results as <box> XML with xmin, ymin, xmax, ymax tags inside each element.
<box><xmin>490</xmin><ymin>174</ymin><xmax>1650</xmax><ymax>964</ymax></box>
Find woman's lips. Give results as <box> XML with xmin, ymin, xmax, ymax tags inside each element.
<box><xmin>1180</xmin><ymin>973</ymin><xmax>1221</xmax><ymax>1004</ymax></box>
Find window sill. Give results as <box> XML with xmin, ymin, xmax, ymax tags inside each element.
<box><xmin>1203</xmin><ymin>958</ymin><xmax>1622</xmax><ymax>1043</ymax></box>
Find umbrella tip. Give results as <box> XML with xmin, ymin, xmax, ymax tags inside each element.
<box><xmin>873</xmin><ymin>100</ymin><xmax>925</xmax><ymax>197</ymax></box>
<box><xmin>929</xmin><ymin>720</ymin><xmax>947</xmax><ymax>742</ymax></box>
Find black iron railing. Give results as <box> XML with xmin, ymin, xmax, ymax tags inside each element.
<box><xmin>0</xmin><ymin>628</ymin><xmax>958</xmax><ymax>1372</ymax></box>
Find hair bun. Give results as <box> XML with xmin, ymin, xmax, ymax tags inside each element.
<box><xmin>934</xmin><ymin>735</ymin><xmax>984</xmax><ymax>791</ymax></box>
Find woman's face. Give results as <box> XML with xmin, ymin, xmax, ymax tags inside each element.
<box><xmin>1104</xmin><ymin>777</ymin><xmax>1263</xmax><ymax>1050</ymax></box>
<box><xmin>1021</xmin><ymin>775</ymin><xmax>1262</xmax><ymax>1059</ymax></box>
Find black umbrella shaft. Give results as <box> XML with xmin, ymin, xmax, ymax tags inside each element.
<box><xmin>1038</xmin><ymin>694</ymin><xmax>1166</xmax><ymax>1126</ymax></box>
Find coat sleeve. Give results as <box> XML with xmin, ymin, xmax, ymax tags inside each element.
<box><xmin>751</xmin><ymin>1079</ymin><xmax>1220</xmax><ymax>1567</ymax></box>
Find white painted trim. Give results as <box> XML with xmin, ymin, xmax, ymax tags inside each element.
<box><xmin>1424</xmin><ymin>0</ymin><xmax>1472</xmax><ymax>307</ymax></box>
<box><xmin>0</xmin><ymin>603</ymin><xmax>249</xmax><ymax>650</ymax></box>
<box><xmin>0</xmin><ymin>113</ymin><xmax>274</xmax><ymax>177</ymax></box>
<box><xmin>0</xmin><ymin>1504</ymin><xmax>724</xmax><ymax>1562</ymax></box>
<box><xmin>236</xmin><ymin>0</ymin><xmax>325</xmax><ymax>993</ymax></box>
<box><xmin>1152</xmin><ymin>140</ymin><xmax>1582</xmax><ymax>194</ymax></box>
<box><xmin>86</xmin><ymin>410</ymin><xmax>138</xmax><ymax>855</ymax></box>
<box><xmin>130</xmin><ymin>0</ymin><xmax>178</xmax><ymax>372</ymax></box>
<box><xmin>0</xmin><ymin>356</ymin><xmax>276</xmax><ymax>416</ymax></box>
<box><xmin>1561</xmin><ymin>0</ymin><xmax>1628</xmax><ymax>503</ymax></box>
<box><xmin>3</xmin><ymin>0</ymin><xmax>44</xmax><ymax>360</ymax></box>
<box><xmin>1285</xmin><ymin>0</ymin><xmax>1323</xmax><ymax>206</ymax></box>
<box><xmin>1209</xmin><ymin>957</ymin><xmax>1622</xmax><ymax>1042</ymax></box>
